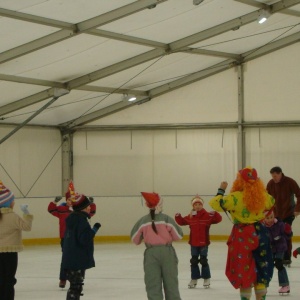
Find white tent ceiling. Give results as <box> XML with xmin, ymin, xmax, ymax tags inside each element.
<box><xmin>0</xmin><ymin>0</ymin><xmax>299</xmax><ymax>132</ymax></box>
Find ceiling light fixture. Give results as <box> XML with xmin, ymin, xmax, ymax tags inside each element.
<box><xmin>123</xmin><ymin>94</ymin><xmax>137</xmax><ymax>102</ymax></box>
<box><xmin>258</xmin><ymin>8</ymin><xmax>271</xmax><ymax>24</ymax></box>
<box><xmin>193</xmin><ymin>0</ymin><xmax>204</xmax><ymax>5</ymax></box>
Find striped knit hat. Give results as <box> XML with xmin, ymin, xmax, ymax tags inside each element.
<box><xmin>72</xmin><ymin>194</ymin><xmax>90</xmax><ymax>211</ymax></box>
<box><xmin>0</xmin><ymin>181</ymin><xmax>15</xmax><ymax>208</ymax></box>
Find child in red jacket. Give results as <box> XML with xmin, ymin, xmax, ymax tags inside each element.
<box><xmin>48</xmin><ymin>181</ymin><xmax>96</xmax><ymax>288</ymax></box>
<box><xmin>175</xmin><ymin>195</ymin><xmax>222</xmax><ymax>289</ymax></box>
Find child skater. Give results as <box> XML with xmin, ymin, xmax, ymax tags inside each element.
<box><xmin>263</xmin><ymin>209</ymin><xmax>291</xmax><ymax>295</ymax></box>
<box><xmin>175</xmin><ymin>195</ymin><xmax>222</xmax><ymax>289</ymax></box>
<box><xmin>62</xmin><ymin>193</ymin><xmax>101</xmax><ymax>300</ymax></box>
<box><xmin>209</xmin><ymin>167</ymin><xmax>275</xmax><ymax>300</ymax></box>
<box><xmin>0</xmin><ymin>181</ymin><xmax>33</xmax><ymax>300</ymax></box>
<box><xmin>48</xmin><ymin>180</ymin><xmax>96</xmax><ymax>288</ymax></box>
<box><xmin>130</xmin><ymin>192</ymin><xmax>183</xmax><ymax>300</ymax></box>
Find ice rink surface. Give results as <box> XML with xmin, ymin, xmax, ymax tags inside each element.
<box><xmin>16</xmin><ymin>241</ymin><xmax>300</xmax><ymax>300</ymax></box>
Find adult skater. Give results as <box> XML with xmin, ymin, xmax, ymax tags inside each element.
<box><xmin>131</xmin><ymin>192</ymin><xmax>183</xmax><ymax>300</ymax></box>
<box><xmin>209</xmin><ymin>167</ymin><xmax>275</xmax><ymax>300</ymax></box>
<box><xmin>266</xmin><ymin>166</ymin><xmax>300</xmax><ymax>265</ymax></box>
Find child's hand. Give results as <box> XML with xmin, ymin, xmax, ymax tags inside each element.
<box><xmin>220</xmin><ymin>181</ymin><xmax>228</xmax><ymax>190</ymax></box>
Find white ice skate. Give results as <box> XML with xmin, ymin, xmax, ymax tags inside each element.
<box><xmin>188</xmin><ymin>279</ymin><xmax>197</xmax><ymax>289</ymax></box>
<box><xmin>278</xmin><ymin>285</ymin><xmax>290</xmax><ymax>295</ymax></box>
<box><xmin>203</xmin><ymin>278</ymin><xmax>210</xmax><ymax>288</ymax></box>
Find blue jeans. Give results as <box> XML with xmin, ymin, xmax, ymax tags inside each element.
<box><xmin>190</xmin><ymin>246</ymin><xmax>211</xmax><ymax>280</ymax></box>
<box><xmin>274</xmin><ymin>252</ymin><xmax>289</xmax><ymax>286</ymax></box>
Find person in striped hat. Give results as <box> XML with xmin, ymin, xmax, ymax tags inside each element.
<box><xmin>62</xmin><ymin>193</ymin><xmax>101</xmax><ymax>300</ymax></box>
<box><xmin>0</xmin><ymin>181</ymin><xmax>33</xmax><ymax>300</ymax></box>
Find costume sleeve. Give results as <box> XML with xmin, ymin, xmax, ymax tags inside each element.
<box><xmin>209</xmin><ymin>192</ymin><xmax>237</xmax><ymax>212</ymax></box>
<box><xmin>265</xmin><ymin>193</ymin><xmax>275</xmax><ymax>210</ymax></box>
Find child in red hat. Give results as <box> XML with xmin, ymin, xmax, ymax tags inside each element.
<box><xmin>131</xmin><ymin>192</ymin><xmax>183</xmax><ymax>300</ymax></box>
<box><xmin>175</xmin><ymin>195</ymin><xmax>222</xmax><ymax>289</ymax></box>
<box><xmin>47</xmin><ymin>180</ymin><xmax>96</xmax><ymax>288</ymax></box>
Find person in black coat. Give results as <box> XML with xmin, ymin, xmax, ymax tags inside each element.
<box><xmin>62</xmin><ymin>194</ymin><xmax>101</xmax><ymax>300</ymax></box>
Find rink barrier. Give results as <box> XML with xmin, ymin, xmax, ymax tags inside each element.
<box><xmin>22</xmin><ymin>235</ymin><xmax>300</xmax><ymax>246</ymax></box>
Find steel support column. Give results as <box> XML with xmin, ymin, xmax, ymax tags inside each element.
<box><xmin>237</xmin><ymin>64</ymin><xmax>245</xmax><ymax>170</ymax></box>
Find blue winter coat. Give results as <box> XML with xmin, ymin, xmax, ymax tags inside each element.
<box><xmin>62</xmin><ymin>211</ymin><xmax>96</xmax><ymax>270</ymax></box>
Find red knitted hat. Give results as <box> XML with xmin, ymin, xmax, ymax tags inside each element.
<box><xmin>141</xmin><ymin>192</ymin><xmax>160</xmax><ymax>209</ymax></box>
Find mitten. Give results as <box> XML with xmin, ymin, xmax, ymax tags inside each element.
<box><xmin>284</xmin><ymin>223</ymin><xmax>292</xmax><ymax>235</ymax></box>
<box><xmin>20</xmin><ymin>204</ymin><xmax>30</xmax><ymax>215</ymax></box>
<box><xmin>89</xmin><ymin>197</ymin><xmax>94</xmax><ymax>203</ymax></box>
<box><xmin>92</xmin><ymin>222</ymin><xmax>101</xmax><ymax>233</ymax></box>
<box><xmin>293</xmin><ymin>249</ymin><xmax>299</xmax><ymax>258</ymax></box>
<box><xmin>54</xmin><ymin>196</ymin><xmax>62</xmax><ymax>203</ymax></box>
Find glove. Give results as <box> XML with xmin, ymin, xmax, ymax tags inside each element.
<box><xmin>92</xmin><ymin>222</ymin><xmax>101</xmax><ymax>233</ymax></box>
<box><xmin>20</xmin><ymin>204</ymin><xmax>30</xmax><ymax>215</ymax></box>
<box><xmin>293</xmin><ymin>249</ymin><xmax>299</xmax><ymax>258</ymax></box>
<box><xmin>284</xmin><ymin>223</ymin><xmax>292</xmax><ymax>235</ymax></box>
<box><xmin>89</xmin><ymin>197</ymin><xmax>94</xmax><ymax>203</ymax></box>
<box><xmin>54</xmin><ymin>196</ymin><xmax>62</xmax><ymax>203</ymax></box>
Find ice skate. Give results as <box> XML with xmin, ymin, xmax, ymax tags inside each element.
<box><xmin>188</xmin><ymin>279</ymin><xmax>197</xmax><ymax>288</ymax></box>
<box><xmin>278</xmin><ymin>285</ymin><xmax>290</xmax><ymax>295</ymax></box>
<box><xmin>203</xmin><ymin>278</ymin><xmax>210</xmax><ymax>288</ymax></box>
<box><xmin>59</xmin><ymin>280</ymin><xmax>66</xmax><ymax>288</ymax></box>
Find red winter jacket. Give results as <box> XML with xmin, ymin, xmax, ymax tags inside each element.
<box><xmin>175</xmin><ymin>209</ymin><xmax>222</xmax><ymax>247</ymax></box>
<box><xmin>48</xmin><ymin>201</ymin><xmax>96</xmax><ymax>238</ymax></box>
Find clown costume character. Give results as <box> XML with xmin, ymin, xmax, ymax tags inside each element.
<box><xmin>175</xmin><ymin>195</ymin><xmax>222</xmax><ymax>288</ymax></box>
<box><xmin>48</xmin><ymin>181</ymin><xmax>96</xmax><ymax>289</ymax></box>
<box><xmin>130</xmin><ymin>192</ymin><xmax>183</xmax><ymax>300</ymax></box>
<box><xmin>0</xmin><ymin>181</ymin><xmax>33</xmax><ymax>300</ymax></box>
<box><xmin>209</xmin><ymin>167</ymin><xmax>275</xmax><ymax>300</ymax></box>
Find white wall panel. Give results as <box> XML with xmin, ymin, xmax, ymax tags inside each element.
<box><xmin>245</xmin><ymin>127</ymin><xmax>300</xmax><ymax>185</ymax></box>
<box><xmin>244</xmin><ymin>43</ymin><xmax>300</xmax><ymax>122</ymax></box>
<box><xmin>0</xmin><ymin>126</ymin><xmax>62</xmax><ymax>197</ymax></box>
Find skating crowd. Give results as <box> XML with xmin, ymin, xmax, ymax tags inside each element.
<box><xmin>1</xmin><ymin>166</ymin><xmax>300</xmax><ymax>300</ymax></box>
